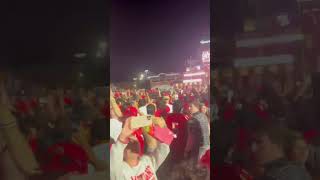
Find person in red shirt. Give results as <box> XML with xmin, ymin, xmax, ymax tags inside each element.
<box><xmin>166</xmin><ymin>100</ymin><xmax>189</xmax><ymax>163</ymax></box>
<box><xmin>154</xmin><ymin>100</ymin><xmax>169</xmax><ymax>119</ymax></box>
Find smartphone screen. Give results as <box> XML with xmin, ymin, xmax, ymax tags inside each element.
<box><xmin>131</xmin><ymin>115</ymin><xmax>153</xmax><ymax>129</ymax></box>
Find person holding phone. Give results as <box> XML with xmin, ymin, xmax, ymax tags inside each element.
<box><xmin>110</xmin><ymin>117</ymin><xmax>170</xmax><ymax>180</ymax></box>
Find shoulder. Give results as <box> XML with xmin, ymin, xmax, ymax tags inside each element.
<box><xmin>267</xmin><ymin>163</ymin><xmax>311</xmax><ymax>180</ymax></box>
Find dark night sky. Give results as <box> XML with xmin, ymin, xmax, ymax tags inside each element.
<box><xmin>111</xmin><ymin>0</ymin><xmax>209</xmax><ymax>82</ymax></box>
<box><xmin>2</xmin><ymin>1</ymin><xmax>108</xmax><ymax>65</ymax></box>
<box><xmin>1</xmin><ymin>1</ymin><xmax>108</xmax><ymax>85</ymax></box>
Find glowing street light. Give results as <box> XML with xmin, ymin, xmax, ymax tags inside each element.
<box><xmin>139</xmin><ymin>74</ymin><xmax>144</xmax><ymax>80</ymax></box>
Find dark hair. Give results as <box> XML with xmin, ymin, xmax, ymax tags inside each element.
<box><xmin>138</xmin><ymin>99</ymin><xmax>147</xmax><ymax>108</ymax></box>
<box><xmin>190</xmin><ymin>100</ymin><xmax>201</xmax><ymax>110</ymax></box>
<box><xmin>173</xmin><ymin>100</ymin><xmax>183</xmax><ymax>113</ymax></box>
<box><xmin>158</xmin><ymin>100</ymin><xmax>167</xmax><ymax>111</ymax></box>
<box><xmin>116</xmin><ymin>98</ymin><xmax>125</xmax><ymax>105</ymax></box>
<box><xmin>146</xmin><ymin>104</ymin><xmax>156</xmax><ymax>115</ymax></box>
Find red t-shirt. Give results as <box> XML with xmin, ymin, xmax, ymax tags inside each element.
<box><xmin>165</xmin><ymin>113</ymin><xmax>188</xmax><ymax>160</ymax></box>
<box><xmin>154</xmin><ymin>107</ymin><xmax>169</xmax><ymax>118</ymax></box>
<box><xmin>41</xmin><ymin>143</ymin><xmax>89</xmax><ymax>174</ymax></box>
<box><xmin>64</xmin><ymin>97</ymin><xmax>73</xmax><ymax>106</ymax></box>
<box><xmin>213</xmin><ymin>163</ymin><xmax>253</xmax><ymax>180</ymax></box>
<box><xmin>199</xmin><ymin>149</ymin><xmax>210</xmax><ymax>169</ymax></box>
<box><xmin>15</xmin><ymin>100</ymin><xmax>30</xmax><ymax>114</ymax></box>
<box><xmin>223</xmin><ymin>102</ymin><xmax>236</xmax><ymax>122</ymax></box>
<box><xmin>235</xmin><ymin>128</ymin><xmax>251</xmax><ymax>153</ymax></box>
<box><xmin>124</xmin><ymin>106</ymin><xmax>138</xmax><ymax>117</ymax></box>
<box><xmin>304</xmin><ymin>130</ymin><xmax>319</xmax><ymax>144</ymax></box>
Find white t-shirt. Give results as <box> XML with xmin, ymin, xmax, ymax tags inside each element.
<box><xmin>110</xmin><ymin>118</ymin><xmax>123</xmax><ymax>142</ymax></box>
<box><xmin>139</xmin><ymin>106</ymin><xmax>148</xmax><ymax>115</ymax></box>
<box><xmin>110</xmin><ymin>141</ymin><xmax>170</xmax><ymax>180</ymax></box>
<box><xmin>167</xmin><ymin>104</ymin><xmax>173</xmax><ymax>113</ymax></box>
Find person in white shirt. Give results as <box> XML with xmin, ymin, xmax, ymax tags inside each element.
<box><xmin>110</xmin><ymin>117</ymin><xmax>170</xmax><ymax>180</ymax></box>
<box><xmin>138</xmin><ymin>99</ymin><xmax>148</xmax><ymax>116</ymax></box>
<box><xmin>110</xmin><ymin>91</ymin><xmax>123</xmax><ymax>143</ymax></box>
<box><xmin>163</xmin><ymin>96</ymin><xmax>173</xmax><ymax>113</ymax></box>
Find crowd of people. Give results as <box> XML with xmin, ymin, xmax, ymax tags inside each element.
<box><xmin>0</xmin><ymin>77</ymin><xmax>109</xmax><ymax>180</ymax></box>
<box><xmin>212</xmin><ymin>71</ymin><xmax>320</xmax><ymax>180</ymax></box>
<box><xmin>110</xmin><ymin>83</ymin><xmax>211</xmax><ymax>180</ymax></box>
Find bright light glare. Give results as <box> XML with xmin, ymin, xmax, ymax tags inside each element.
<box><xmin>200</xmin><ymin>40</ymin><xmax>210</xmax><ymax>44</ymax></box>
<box><xmin>183</xmin><ymin>79</ymin><xmax>202</xmax><ymax>83</ymax></box>
<box><xmin>184</xmin><ymin>72</ymin><xmax>205</xmax><ymax>77</ymax></box>
<box><xmin>139</xmin><ymin>74</ymin><xmax>144</xmax><ymax>80</ymax></box>
<box><xmin>202</xmin><ymin>51</ymin><xmax>210</xmax><ymax>62</ymax></box>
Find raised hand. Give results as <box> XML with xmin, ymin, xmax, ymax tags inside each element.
<box><xmin>118</xmin><ymin>117</ymin><xmax>138</xmax><ymax>143</ymax></box>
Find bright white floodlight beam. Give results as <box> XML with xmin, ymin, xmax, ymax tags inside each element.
<box><xmin>200</xmin><ymin>40</ymin><xmax>210</xmax><ymax>44</ymax></box>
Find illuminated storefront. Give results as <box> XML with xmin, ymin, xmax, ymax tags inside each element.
<box><xmin>183</xmin><ymin>40</ymin><xmax>210</xmax><ymax>85</ymax></box>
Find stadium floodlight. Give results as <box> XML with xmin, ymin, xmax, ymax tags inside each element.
<box><xmin>200</xmin><ymin>40</ymin><xmax>210</xmax><ymax>44</ymax></box>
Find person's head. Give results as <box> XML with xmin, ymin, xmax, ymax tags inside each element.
<box><xmin>189</xmin><ymin>100</ymin><xmax>201</xmax><ymax>114</ymax></box>
<box><xmin>251</xmin><ymin>124</ymin><xmax>289</xmax><ymax>165</ymax></box>
<box><xmin>173</xmin><ymin>100</ymin><xmax>183</xmax><ymax>113</ymax></box>
<box><xmin>163</xmin><ymin>96</ymin><xmax>170</xmax><ymax>104</ymax></box>
<box><xmin>200</xmin><ymin>103</ymin><xmax>207</xmax><ymax>114</ymax></box>
<box><xmin>116</xmin><ymin>98</ymin><xmax>123</xmax><ymax>106</ymax></box>
<box><xmin>285</xmin><ymin>131</ymin><xmax>309</xmax><ymax>164</ymax></box>
<box><xmin>158</xmin><ymin>100</ymin><xmax>168</xmax><ymax>111</ymax></box>
<box><xmin>146</xmin><ymin>104</ymin><xmax>156</xmax><ymax>115</ymax></box>
<box><xmin>123</xmin><ymin>136</ymin><xmax>141</xmax><ymax>163</ymax></box>
<box><xmin>138</xmin><ymin>99</ymin><xmax>147</xmax><ymax>108</ymax></box>
<box><xmin>129</xmin><ymin>99</ymin><xmax>137</xmax><ymax>107</ymax></box>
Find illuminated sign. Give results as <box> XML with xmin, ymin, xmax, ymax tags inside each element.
<box><xmin>184</xmin><ymin>72</ymin><xmax>206</xmax><ymax>77</ymax></box>
<box><xmin>202</xmin><ymin>51</ymin><xmax>210</xmax><ymax>63</ymax></box>
<box><xmin>183</xmin><ymin>79</ymin><xmax>202</xmax><ymax>83</ymax></box>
